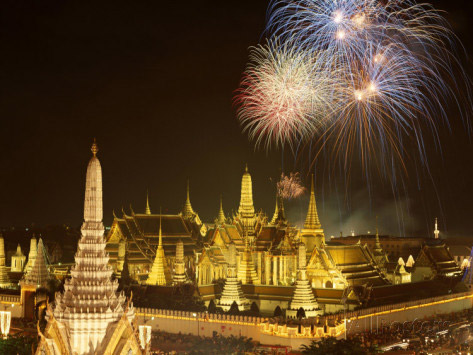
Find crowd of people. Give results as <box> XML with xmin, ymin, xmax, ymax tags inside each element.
<box><xmin>150</xmin><ymin>330</ymin><xmax>256</xmax><ymax>354</ymax></box>
<box><xmin>347</xmin><ymin>308</ymin><xmax>473</xmax><ymax>353</ymax></box>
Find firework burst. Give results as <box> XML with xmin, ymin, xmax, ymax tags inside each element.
<box><xmin>234</xmin><ymin>39</ymin><xmax>333</xmax><ymax>149</ymax></box>
<box><xmin>236</xmin><ymin>0</ymin><xmax>470</xmax><ymax>177</ymax></box>
<box><xmin>277</xmin><ymin>172</ymin><xmax>306</xmax><ymax>199</ymax></box>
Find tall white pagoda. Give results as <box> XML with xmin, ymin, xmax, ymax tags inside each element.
<box><xmin>219</xmin><ymin>242</ymin><xmax>250</xmax><ymax>311</ymax></box>
<box><xmin>286</xmin><ymin>242</ymin><xmax>322</xmax><ymax>319</ymax></box>
<box><xmin>36</xmin><ymin>140</ymin><xmax>143</xmax><ymax>355</ymax></box>
<box><xmin>22</xmin><ymin>238</ymin><xmax>51</xmax><ymax>288</ymax></box>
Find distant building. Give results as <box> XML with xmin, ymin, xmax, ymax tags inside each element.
<box><xmin>10</xmin><ymin>244</ymin><xmax>26</xmax><ymax>272</ymax></box>
<box><xmin>412</xmin><ymin>241</ymin><xmax>462</xmax><ymax>282</ymax></box>
<box><xmin>331</xmin><ymin>234</ymin><xmax>424</xmax><ymax>260</ymax></box>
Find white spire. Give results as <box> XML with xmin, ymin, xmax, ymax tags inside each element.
<box><xmin>219</xmin><ymin>242</ymin><xmax>250</xmax><ymax>311</ymax></box>
<box><xmin>434</xmin><ymin>217</ymin><xmax>439</xmax><ymax>239</ymax></box>
<box><xmin>287</xmin><ymin>242</ymin><xmax>321</xmax><ymax>318</ymax></box>
<box><xmin>50</xmin><ymin>140</ymin><xmax>134</xmax><ymax>354</ymax></box>
<box><xmin>23</xmin><ymin>238</ymin><xmax>50</xmax><ymax>287</ymax></box>
<box><xmin>24</xmin><ymin>235</ymin><xmax>37</xmax><ymax>274</ymax></box>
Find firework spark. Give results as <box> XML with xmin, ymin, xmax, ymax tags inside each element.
<box><xmin>277</xmin><ymin>172</ymin><xmax>306</xmax><ymax>199</ymax></box>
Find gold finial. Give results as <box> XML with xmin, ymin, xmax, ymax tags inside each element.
<box><xmin>217</xmin><ymin>194</ymin><xmax>226</xmax><ymax>224</ymax></box>
<box><xmin>146</xmin><ymin>190</ymin><xmax>151</xmax><ymax>215</ymax></box>
<box><xmin>186</xmin><ymin>179</ymin><xmax>190</xmax><ymax>201</ymax></box>
<box><xmin>304</xmin><ymin>173</ymin><xmax>321</xmax><ymax>229</ymax></box>
<box><xmin>245</xmin><ymin>163</ymin><xmax>248</xmax><ymax>173</ymax></box>
<box><xmin>91</xmin><ymin>138</ymin><xmax>98</xmax><ymax>156</ymax></box>
<box><xmin>374</xmin><ymin>216</ymin><xmax>382</xmax><ymax>250</ymax></box>
<box><xmin>159</xmin><ymin>207</ymin><xmax>162</xmax><ymax>244</ymax></box>
<box><xmin>376</xmin><ymin>216</ymin><xmax>379</xmax><ymax>237</ymax></box>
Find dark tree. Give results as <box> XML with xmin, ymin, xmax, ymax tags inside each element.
<box><xmin>0</xmin><ymin>335</ymin><xmax>37</xmax><ymax>355</ymax></box>
<box><xmin>274</xmin><ymin>305</ymin><xmax>282</xmax><ymax>317</ymax></box>
<box><xmin>118</xmin><ymin>253</ymin><xmax>132</xmax><ymax>290</ymax></box>
<box><xmin>228</xmin><ymin>301</ymin><xmax>240</xmax><ymax>315</ymax></box>
<box><xmin>250</xmin><ymin>302</ymin><xmax>260</xmax><ymax>316</ymax></box>
<box><xmin>297</xmin><ymin>307</ymin><xmax>306</xmax><ymax>319</ymax></box>
<box><xmin>301</xmin><ymin>336</ymin><xmax>368</xmax><ymax>354</ymax></box>
<box><xmin>208</xmin><ymin>299</ymin><xmax>217</xmax><ymax>313</ymax></box>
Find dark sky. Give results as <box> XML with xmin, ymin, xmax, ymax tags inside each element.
<box><xmin>1</xmin><ymin>0</ymin><xmax>473</xmax><ymax>239</ymax></box>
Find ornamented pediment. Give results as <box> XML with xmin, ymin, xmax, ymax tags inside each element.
<box><xmin>98</xmin><ymin>314</ymin><xmax>143</xmax><ymax>355</ymax></box>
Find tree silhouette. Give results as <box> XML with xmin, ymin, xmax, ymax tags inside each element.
<box><xmin>228</xmin><ymin>301</ymin><xmax>240</xmax><ymax>315</ymax></box>
<box><xmin>301</xmin><ymin>336</ymin><xmax>368</xmax><ymax>354</ymax></box>
<box><xmin>118</xmin><ymin>252</ymin><xmax>132</xmax><ymax>290</ymax></box>
<box><xmin>297</xmin><ymin>307</ymin><xmax>306</xmax><ymax>319</ymax></box>
<box><xmin>273</xmin><ymin>305</ymin><xmax>282</xmax><ymax>317</ymax></box>
<box><xmin>208</xmin><ymin>299</ymin><xmax>217</xmax><ymax>313</ymax></box>
<box><xmin>250</xmin><ymin>302</ymin><xmax>260</xmax><ymax>316</ymax></box>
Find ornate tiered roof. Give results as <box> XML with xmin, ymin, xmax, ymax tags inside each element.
<box><xmin>324</xmin><ymin>244</ymin><xmax>389</xmax><ymax>287</ymax></box>
<box><xmin>415</xmin><ymin>241</ymin><xmax>462</xmax><ymax>277</ymax></box>
<box><xmin>106</xmin><ymin>212</ymin><xmax>201</xmax><ymax>267</ymax></box>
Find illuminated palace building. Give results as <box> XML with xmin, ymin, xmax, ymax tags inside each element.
<box><xmin>104</xmin><ymin>155</ymin><xmax>463</xmax><ymax>315</ymax></box>
<box><xmin>0</xmin><ymin>144</ymin><xmax>464</xmax><ymax>325</ymax></box>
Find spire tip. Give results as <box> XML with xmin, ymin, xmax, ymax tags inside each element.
<box><xmin>91</xmin><ymin>138</ymin><xmax>98</xmax><ymax>156</ymax></box>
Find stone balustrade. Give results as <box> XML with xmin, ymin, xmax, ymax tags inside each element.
<box><xmin>135</xmin><ymin>307</ymin><xmax>267</xmax><ymax>325</ymax></box>
<box><xmin>0</xmin><ymin>294</ymin><xmax>20</xmax><ymax>305</ymax></box>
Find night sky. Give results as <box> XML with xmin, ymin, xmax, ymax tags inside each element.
<box><xmin>1</xmin><ymin>0</ymin><xmax>473</xmax><ymax>239</ymax></box>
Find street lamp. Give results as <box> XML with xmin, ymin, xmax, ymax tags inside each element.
<box><xmin>0</xmin><ymin>311</ymin><xmax>11</xmax><ymax>338</ymax></box>
<box><xmin>193</xmin><ymin>313</ymin><xmax>200</xmax><ymax>337</ymax></box>
<box><xmin>138</xmin><ymin>325</ymin><xmax>152</xmax><ymax>350</ymax></box>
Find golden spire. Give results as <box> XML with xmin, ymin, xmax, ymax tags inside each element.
<box><xmin>374</xmin><ymin>216</ymin><xmax>383</xmax><ymax>253</ymax></box>
<box><xmin>434</xmin><ymin>217</ymin><xmax>439</xmax><ymax>239</ymax></box>
<box><xmin>187</xmin><ymin>179</ymin><xmax>190</xmax><ymax>201</ymax></box>
<box><xmin>91</xmin><ymin>138</ymin><xmax>98</xmax><ymax>157</ymax></box>
<box><xmin>145</xmin><ymin>190</ymin><xmax>151</xmax><ymax>215</ymax></box>
<box><xmin>146</xmin><ymin>206</ymin><xmax>171</xmax><ymax>286</ymax></box>
<box><xmin>182</xmin><ymin>179</ymin><xmax>195</xmax><ymax>217</ymax></box>
<box><xmin>158</xmin><ymin>207</ymin><xmax>162</xmax><ymax>247</ymax></box>
<box><xmin>304</xmin><ymin>174</ymin><xmax>321</xmax><ymax>229</ymax></box>
<box><xmin>238</xmin><ymin>165</ymin><xmax>255</xmax><ymax>216</ymax></box>
<box><xmin>216</xmin><ymin>195</ymin><xmax>226</xmax><ymax>224</ymax></box>
<box><xmin>271</xmin><ymin>191</ymin><xmax>286</xmax><ymax>225</ymax></box>
<box><xmin>238</xmin><ymin>164</ymin><xmax>256</xmax><ymax>234</ymax></box>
